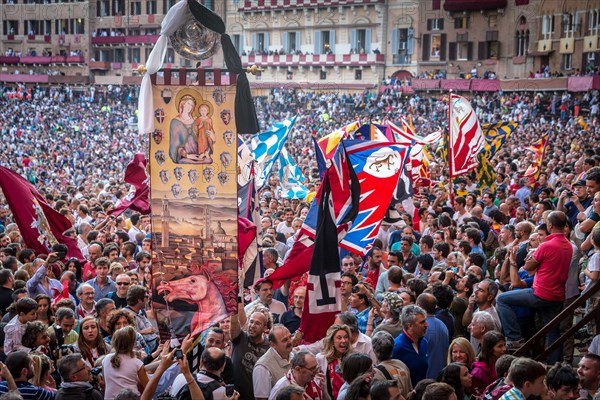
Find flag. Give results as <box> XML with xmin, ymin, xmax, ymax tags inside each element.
<box><xmin>524</xmin><ymin>131</ymin><xmax>551</xmax><ymax>179</ymax></box>
<box><xmin>279</xmin><ymin>147</ymin><xmax>307</xmax><ymax>191</ymax></box>
<box><xmin>0</xmin><ymin>166</ymin><xmax>83</xmax><ymax>260</ymax></box>
<box><xmin>237</xmin><ymin>138</ymin><xmax>256</xmax><ymax>221</ymax></box>
<box><xmin>436</xmin><ymin>133</ymin><xmax>448</xmax><ymax>162</ymax></box>
<box><xmin>108</xmin><ymin>153</ymin><xmax>150</xmax><ymax>216</ymax></box>
<box><xmin>238</xmin><ymin>217</ymin><xmax>261</xmax><ymax>288</ymax></box>
<box><xmin>312</xmin><ymin>135</ymin><xmax>327</xmax><ymax>181</ymax></box>
<box><xmin>317</xmin><ymin>121</ymin><xmax>360</xmax><ymax>160</ymax></box>
<box><xmin>448</xmin><ymin>94</ymin><xmax>485</xmax><ymax>176</ymax></box>
<box><xmin>251</xmin><ymin>115</ymin><xmax>297</xmax><ymax>189</ymax></box>
<box><xmin>476</xmin><ymin>121</ymin><xmax>518</xmax><ymax>190</ymax></box>
<box><xmin>388</xmin><ymin>120</ymin><xmax>442</xmax><ymax>146</ymax></box>
<box><xmin>339</xmin><ymin>140</ymin><xmax>410</xmax><ymax>255</ymax></box>
<box><xmin>300</xmin><ymin>148</ymin><xmax>360</xmax><ymax>343</ymax></box>
<box><xmin>354</xmin><ymin>122</ymin><xmax>388</xmax><ymax>141</ymax></box>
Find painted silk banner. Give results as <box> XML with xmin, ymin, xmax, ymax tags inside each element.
<box><xmin>149</xmin><ymin>84</ymin><xmax>238</xmax><ymax>338</ymax></box>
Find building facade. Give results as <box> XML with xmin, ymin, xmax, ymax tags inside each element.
<box><xmin>0</xmin><ymin>0</ymin><xmax>599</xmax><ymax>86</ymax></box>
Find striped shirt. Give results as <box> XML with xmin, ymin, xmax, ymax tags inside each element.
<box><xmin>0</xmin><ymin>381</ymin><xmax>55</xmax><ymax>400</ymax></box>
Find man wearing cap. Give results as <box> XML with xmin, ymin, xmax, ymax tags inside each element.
<box><xmin>557</xmin><ymin>180</ymin><xmax>591</xmax><ymax>227</ymax></box>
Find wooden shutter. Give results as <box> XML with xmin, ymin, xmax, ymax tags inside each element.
<box><xmin>427</xmin><ymin>19</ymin><xmax>432</xmax><ymax>31</ymax></box>
<box><xmin>440</xmin><ymin>34</ymin><xmax>447</xmax><ymax>60</ymax></box>
<box><xmin>467</xmin><ymin>42</ymin><xmax>473</xmax><ymax>60</ymax></box>
<box><xmin>422</xmin><ymin>34</ymin><xmax>430</xmax><ymax>61</ymax></box>
<box><xmin>478</xmin><ymin>41</ymin><xmax>488</xmax><ymax>60</ymax></box>
<box><xmin>439</xmin><ymin>18</ymin><xmax>444</xmax><ymax>30</ymax></box>
<box><xmin>314</xmin><ymin>31</ymin><xmax>321</xmax><ymax>54</ymax></box>
<box><xmin>391</xmin><ymin>28</ymin><xmax>399</xmax><ymax>54</ymax></box>
<box><xmin>449</xmin><ymin>42</ymin><xmax>457</xmax><ymax>61</ymax></box>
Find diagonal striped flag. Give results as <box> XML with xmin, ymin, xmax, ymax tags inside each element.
<box><xmin>476</xmin><ymin>121</ymin><xmax>518</xmax><ymax>190</ymax></box>
<box><xmin>317</xmin><ymin>120</ymin><xmax>360</xmax><ymax>160</ymax></box>
<box><xmin>524</xmin><ymin>131</ymin><xmax>551</xmax><ymax>179</ymax></box>
<box><xmin>449</xmin><ymin>94</ymin><xmax>485</xmax><ymax>176</ymax></box>
<box><xmin>278</xmin><ymin>147</ymin><xmax>307</xmax><ymax>191</ymax></box>
<box><xmin>250</xmin><ymin>115</ymin><xmax>297</xmax><ymax>189</ymax></box>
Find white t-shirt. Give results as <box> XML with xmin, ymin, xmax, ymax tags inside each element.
<box><xmin>102</xmin><ymin>353</ymin><xmax>144</xmax><ymax>400</ymax></box>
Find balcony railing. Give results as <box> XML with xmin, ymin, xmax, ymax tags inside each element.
<box><xmin>89</xmin><ymin>61</ymin><xmax>111</xmax><ymax>70</ymax></box>
<box><xmin>124</xmin><ymin>34</ymin><xmax>159</xmax><ymax>44</ymax></box>
<box><xmin>242</xmin><ymin>53</ymin><xmax>384</xmax><ymax>67</ymax></box>
<box><xmin>91</xmin><ymin>36</ymin><xmax>126</xmax><ymax>45</ymax></box>
<box><xmin>238</xmin><ymin>0</ymin><xmax>383</xmax><ymax>11</ymax></box>
<box><xmin>19</xmin><ymin>56</ymin><xmax>52</xmax><ymax>65</ymax></box>
<box><xmin>0</xmin><ymin>56</ymin><xmax>20</xmax><ymax>64</ymax></box>
<box><xmin>393</xmin><ymin>54</ymin><xmax>412</xmax><ymax>65</ymax></box>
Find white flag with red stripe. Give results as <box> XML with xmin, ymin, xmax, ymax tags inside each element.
<box><xmin>449</xmin><ymin>94</ymin><xmax>484</xmax><ymax>176</ymax></box>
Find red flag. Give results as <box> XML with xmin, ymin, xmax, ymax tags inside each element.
<box><xmin>108</xmin><ymin>153</ymin><xmax>150</xmax><ymax>216</ymax></box>
<box><xmin>448</xmin><ymin>94</ymin><xmax>484</xmax><ymax>176</ymax></box>
<box><xmin>238</xmin><ymin>217</ymin><xmax>261</xmax><ymax>288</ymax></box>
<box><xmin>0</xmin><ymin>166</ymin><xmax>83</xmax><ymax>260</ymax></box>
<box><xmin>524</xmin><ymin>131</ymin><xmax>551</xmax><ymax>179</ymax></box>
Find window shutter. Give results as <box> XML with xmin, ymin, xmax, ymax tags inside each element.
<box><xmin>264</xmin><ymin>32</ymin><xmax>269</xmax><ymax>51</ymax></box>
<box><xmin>427</xmin><ymin>19</ymin><xmax>432</xmax><ymax>31</ymax></box>
<box><xmin>478</xmin><ymin>41</ymin><xmax>488</xmax><ymax>60</ymax></box>
<box><xmin>440</xmin><ymin>33</ymin><xmax>447</xmax><ymax>60</ymax></box>
<box><xmin>314</xmin><ymin>31</ymin><xmax>321</xmax><ymax>53</ymax></box>
<box><xmin>439</xmin><ymin>18</ymin><xmax>444</xmax><ymax>30</ymax></box>
<box><xmin>240</xmin><ymin>33</ymin><xmax>244</xmax><ymax>54</ymax></box>
<box><xmin>329</xmin><ymin>30</ymin><xmax>335</xmax><ymax>52</ymax></box>
<box><xmin>391</xmin><ymin>28</ymin><xmax>399</xmax><ymax>54</ymax></box>
<box><xmin>454</xmin><ymin>18</ymin><xmax>460</xmax><ymax>29</ymax></box>
<box><xmin>282</xmin><ymin>32</ymin><xmax>288</xmax><ymax>53</ymax></box>
<box><xmin>252</xmin><ymin>33</ymin><xmax>257</xmax><ymax>51</ymax></box>
<box><xmin>295</xmin><ymin>31</ymin><xmax>301</xmax><ymax>53</ymax></box>
<box><xmin>351</xmin><ymin>29</ymin><xmax>357</xmax><ymax>51</ymax></box>
<box><xmin>422</xmin><ymin>34</ymin><xmax>430</xmax><ymax>61</ymax></box>
<box><xmin>365</xmin><ymin>29</ymin><xmax>372</xmax><ymax>53</ymax></box>
<box><xmin>432</xmin><ymin>0</ymin><xmax>440</xmax><ymax>10</ymax></box>
<box><xmin>407</xmin><ymin>28</ymin><xmax>414</xmax><ymax>55</ymax></box>
<box><xmin>467</xmin><ymin>41</ymin><xmax>473</xmax><ymax>60</ymax></box>
<box><xmin>496</xmin><ymin>42</ymin><xmax>501</xmax><ymax>58</ymax></box>
<box><xmin>449</xmin><ymin>42</ymin><xmax>457</xmax><ymax>61</ymax></box>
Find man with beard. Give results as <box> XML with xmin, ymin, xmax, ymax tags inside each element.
<box><xmin>0</xmin><ymin>351</ymin><xmax>55</xmax><ymax>398</ymax></box>
<box><xmin>231</xmin><ymin>303</ymin><xmax>271</xmax><ymax>400</ymax></box>
<box><xmin>253</xmin><ymin>324</ymin><xmax>294</xmax><ymax>400</ymax></box>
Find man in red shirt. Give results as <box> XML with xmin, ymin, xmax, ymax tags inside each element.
<box><xmin>496</xmin><ymin>211</ymin><xmax>572</xmax><ymax>363</ymax></box>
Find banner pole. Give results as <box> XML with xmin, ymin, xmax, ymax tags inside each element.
<box><xmin>447</xmin><ymin>90</ymin><xmax>454</xmax><ymax>207</ymax></box>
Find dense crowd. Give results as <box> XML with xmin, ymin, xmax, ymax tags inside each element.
<box><xmin>0</xmin><ymin>83</ymin><xmax>600</xmax><ymax>400</ymax></box>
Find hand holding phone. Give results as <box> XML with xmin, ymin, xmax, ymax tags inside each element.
<box><xmin>225</xmin><ymin>384</ymin><xmax>235</xmax><ymax>397</ymax></box>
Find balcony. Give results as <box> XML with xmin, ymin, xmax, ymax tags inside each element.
<box><xmin>242</xmin><ymin>53</ymin><xmax>384</xmax><ymax>67</ymax></box>
<box><xmin>443</xmin><ymin>0</ymin><xmax>507</xmax><ymax>11</ymax></box>
<box><xmin>91</xmin><ymin>36</ymin><xmax>126</xmax><ymax>45</ymax></box>
<box><xmin>393</xmin><ymin>54</ymin><xmax>412</xmax><ymax>65</ymax></box>
<box><xmin>19</xmin><ymin>56</ymin><xmax>52</xmax><ymax>65</ymax></box>
<box><xmin>89</xmin><ymin>61</ymin><xmax>111</xmax><ymax>70</ymax></box>
<box><xmin>0</xmin><ymin>74</ymin><xmax>49</xmax><ymax>83</ymax></box>
<box><xmin>238</xmin><ymin>0</ymin><xmax>383</xmax><ymax>11</ymax></box>
<box><xmin>0</xmin><ymin>56</ymin><xmax>19</xmax><ymax>65</ymax></box>
<box><xmin>25</xmin><ymin>34</ymin><xmax>52</xmax><ymax>43</ymax></box>
<box><xmin>124</xmin><ymin>34</ymin><xmax>159</xmax><ymax>45</ymax></box>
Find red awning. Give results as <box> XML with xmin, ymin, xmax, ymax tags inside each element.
<box><xmin>444</xmin><ymin>0</ymin><xmax>507</xmax><ymax>11</ymax></box>
<box><xmin>471</xmin><ymin>79</ymin><xmax>500</xmax><ymax>92</ymax></box>
<box><xmin>392</xmin><ymin>70</ymin><xmax>413</xmax><ymax>80</ymax></box>
<box><xmin>441</xmin><ymin>79</ymin><xmax>471</xmax><ymax>91</ymax></box>
<box><xmin>412</xmin><ymin>79</ymin><xmax>440</xmax><ymax>90</ymax></box>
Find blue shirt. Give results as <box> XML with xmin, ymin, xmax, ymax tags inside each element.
<box><xmin>87</xmin><ymin>277</ymin><xmax>116</xmax><ymax>301</ymax></box>
<box><xmin>355</xmin><ymin>307</ymin><xmax>371</xmax><ymax>334</ymax></box>
<box><xmin>0</xmin><ymin>381</ymin><xmax>55</xmax><ymax>400</ymax></box>
<box><xmin>392</xmin><ymin>331</ymin><xmax>429</xmax><ymax>387</ymax></box>
<box><xmin>424</xmin><ymin>315</ymin><xmax>449</xmax><ymax>379</ymax></box>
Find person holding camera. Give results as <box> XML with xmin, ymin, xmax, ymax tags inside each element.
<box><xmin>48</xmin><ymin>308</ymin><xmax>78</xmax><ymax>361</ymax></box>
<box><xmin>55</xmin><ymin>353</ymin><xmax>102</xmax><ymax>400</ymax></box>
<box><xmin>26</xmin><ymin>253</ymin><xmax>63</xmax><ymax>300</ymax></box>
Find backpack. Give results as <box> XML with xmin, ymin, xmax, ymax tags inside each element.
<box><xmin>176</xmin><ymin>378</ymin><xmax>222</xmax><ymax>400</ymax></box>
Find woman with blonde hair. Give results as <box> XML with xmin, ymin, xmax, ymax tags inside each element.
<box><xmin>102</xmin><ymin>326</ymin><xmax>149</xmax><ymax>400</ymax></box>
<box><xmin>29</xmin><ymin>352</ymin><xmax>56</xmax><ymax>392</ymax></box>
<box><xmin>447</xmin><ymin>337</ymin><xmax>476</xmax><ymax>370</ymax></box>
<box><xmin>75</xmin><ymin>317</ymin><xmax>111</xmax><ymax>368</ymax></box>
<box><xmin>316</xmin><ymin>324</ymin><xmax>353</xmax><ymax>400</ymax></box>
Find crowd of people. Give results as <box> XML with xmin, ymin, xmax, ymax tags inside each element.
<box><xmin>0</xmin><ymin>83</ymin><xmax>600</xmax><ymax>400</ymax></box>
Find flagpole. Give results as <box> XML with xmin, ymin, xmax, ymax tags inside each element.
<box><xmin>447</xmin><ymin>90</ymin><xmax>455</xmax><ymax>207</ymax></box>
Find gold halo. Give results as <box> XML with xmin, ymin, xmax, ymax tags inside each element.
<box><xmin>173</xmin><ymin>88</ymin><xmax>203</xmax><ymax>119</ymax></box>
<box><xmin>197</xmin><ymin>100</ymin><xmax>214</xmax><ymax>118</ymax></box>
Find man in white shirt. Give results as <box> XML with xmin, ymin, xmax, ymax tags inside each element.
<box><xmin>244</xmin><ymin>279</ymin><xmax>288</xmax><ymax>322</ymax></box>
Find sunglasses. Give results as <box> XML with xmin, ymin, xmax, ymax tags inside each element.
<box><xmin>116</xmin><ymin>282</ymin><xmax>130</xmax><ymax>286</ymax></box>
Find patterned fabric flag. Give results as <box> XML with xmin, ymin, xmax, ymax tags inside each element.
<box><xmin>300</xmin><ymin>147</ymin><xmax>360</xmax><ymax>343</ymax></box>
<box><xmin>108</xmin><ymin>153</ymin><xmax>150</xmax><ymax>217</ymax></box>
<box><xmin>436</xmin><ymin>133</ymin><xmax>448</xmax><ymax>162</ymax></box>
<box><xmin>476</xmin><ymin>121</ymin><xmax>518</xmax><ymax>190</ymax></box>
<box><xmin>312</xmin><ymin>135</ymin><xmax>327</xmax><ymax>181</ymax></box>
<box><xmin>279</xmin><ymin>147</ymin><xmax>307</xmax><ymax>191</ymax></box>
<box><xmin>354</xmin><ymin>122</ymin><xmax>388</xmax><ymax>141</ymax></box>
<box><xmin>251</xmin><ymin>115</ymin><xmax>297</xmax><ymax>189</ymax></box>
<box><xmin>0</xmin><ymin>166</ymin><xmax>83</xmax><ymax>260</ymax></box>
<box><xmin>524</xmin><ymin>131</ymin><xmax>551</xmax><ymax>179</ymax></box>
<box><xmin>339</xmin><ymin>140</ymin><xmax>411</xmax><ymax>256</ymax></box>
<box><xmin>317</xmin><ymin>120</ymin><xmax>360</xmax><ymax>160</ymax></box>
<box><xmin>448</xmin><ymin>94</ymin><xmax>485</xmax><ymax>176</ymax></box>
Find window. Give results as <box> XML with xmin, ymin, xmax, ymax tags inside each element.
<box><xmin>74</xmin><ymin>18</ymin><xmax>84</xmax><ymax>34</ymax></box>
<box><xmin>283</xmin><ymin>31</ymin><xmax>299</xmax><ymax>54</ymax></box>
<box><xmin>488</xmin><ymin>15</ymin><xmax>497</xmax><ymax>28</ymax></box>
<box><xmin>129</xmin><ymin>48</ymin><xmax>140</xmax><ymax>63</ymax></box>
<box><xmin>588</xmin><ymin>52</ymin><xmax>596</xmax><ymax>63</ymax></box>
<box><xmin>319</xmin><ymin>70</ymin><xmax>326</xmax><ymax>80</ymax></box>
<box><xmin>314</xmin><ymin>30</ymin><xmax>335</xmax><ymax>54</ymax></box>
<box><xmin>355</xmin><ymin>69</ymin><xmax>362</xmax><ymax>80</ymax></box>
<box><xmin>563</xmin><ymin>13</ymin><xmax>574</xmax><ymax>34</ymax></box>
<box><xmin>162</xmin><ymin>0</ymin><xmax>175</xmax><ymax>13</ymax></box>
<box><xmin>200</xmin><ymin>0</ymin><xmax>213</xmax><ymax>9</ymax></box>
<box><xmin>25</xmin><ymin>20</ymin><xmax>38</xmax><ymax>35</ymax></box>
<box><xmin>392</xmin><ymin>28</ymin><xmax>413</xmax><ymax>64</ymax></box>
<box><xmin>541</xmin><ymin>14</ymin><xmax>554</xmax><ymax>38</ymax></box>
<box><xmin>457</xmin><ymin>42</ymin><xmax>469</xmax><ymax>60</ymax></box>
<box><xmin>3</xmin><ymin>20</ymin><xmax>19</xmax><ymax>35</ymax></box>
<box><xmin>112</xmin><ymin>0</ymin><xmax>124</xmax><ymax>15</ymax></box>
<box><xmin>355</xmin><ymin>29</ymin><xmax>367</xmax><ymax>53</ymax></box>
<box><xmin>146</xmin><ymin>0</ymin><xmax>156</xmax><ymax>14</ymax></box>
<box><xmin>429</xmin><ymin>18</ymin><xmax>443</xmax><ymax>30</ymax></box>
<box><xmin>166</xmin><ymin>48</ymin><xmax>174</xmax><ymax>63</ymax></box>
<box><xmin>454</xmin><ymin>16</ymin><xmax>469</xmax><ymax>29</ymax></box>
<box><xmin>43</xmin><ymin>20</ymin><xmax>51</xmax><ymax>35</ymax></box>
<box><xmin>515</xmin><ymin>30</ymin><xmax>529</xmax><ymax>56</ymax></box>
<box><xmin>563</xmin><ymin>53</ymin><xmax>572</xmax><ymax>70</ymax></box>
<box><xmin>115</xmin><ymin>48</ymin><xmax>124</xmax><ymax>63</ymax></box>
<box><xmin>254</xmin><ymin>32</ymin><xmax>268</xmax><ymax>53</ymax></box>
<box><xmin>430</xmin><ymin>34</ymin><xmax>441</xmax><ymax>59</ymax></box>
<box><xmin>232</xmin><ymin>34</ymin><xmax>242</xmax><ymax>55</ymax></box>
<box><xmin>130</xmin><ymin>1</ymin><xmax>141</xmax><ymax>15</ymax></box>
<box><xmin>590</xmin><ymin>10</ymin><xmax>599</xmax><ymax>34</ymax></box>
<box><xmin>97</xmin><ymin>0</ymin><xmax>109</xmax><ymax>17</ymax></box>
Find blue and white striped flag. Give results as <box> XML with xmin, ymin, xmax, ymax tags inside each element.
<box><xmin>251</xmin><ymin>115</ymin><xmax>297</xmax><ymax>189</ymax></box>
